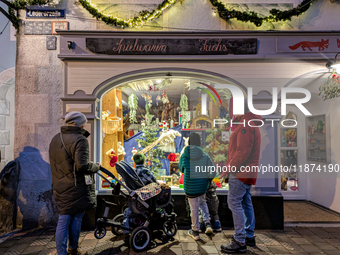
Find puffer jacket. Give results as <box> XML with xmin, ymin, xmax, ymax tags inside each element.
<box><xmin>49</xmin><ymin>126</ymin><xmax>100</xmax><ymax>215</ymax></box>
<box><xmin>179</xmin><ymin>145</ymin><xmax>215</xmax><ymax>197</ymax></box>
<box><xmin>222</xmin><ymin>112</ymin><xmax>262</xmax><ymax>185</ymax></box>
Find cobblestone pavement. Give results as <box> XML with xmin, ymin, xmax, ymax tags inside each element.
<box><xmin>0</xmin><ymin>227</ymin><xmax>340</xmax><ymax>255</ymax></box>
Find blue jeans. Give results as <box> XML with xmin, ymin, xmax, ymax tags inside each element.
<box><xmin>227</xmin><ymin>175</ymin><xmax>255</xmax><ymax>244</ymax></box>
<box><xmin>187</xmin><ymin>194</ymin><xmax>211</xmax><ymax>231</ymax></box>
<box><xmin>56</xmin><ymin>212</ymin><xmax>85</xmax><ymax>255</ymax></box>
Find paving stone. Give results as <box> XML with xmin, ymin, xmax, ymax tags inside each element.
<box><xmin>80</xmin><ymin>239</ymin><xmax>98</xmax><ymax>247</ymax></box>
<box><xmin>326</xmin><ymin>239</ymin><xmax>340</xmax><ymax>246</ymax></box>
<box><xmin>322</xmin><ymin>227</ymin><xmax>340</xmax><ymax>234</ymax></box>
<box><xmin>30</xmin><ymin>238</ymin><xmax>50</xmax><ymax>246</ymax></box>
<box><xmin>324</xmin><ymin>251</ymin><xmax>340</xmax><ymax>255</ymax></box>
<box><xmin>0</xmin><ymin>248</ymin><xmax>8</xmax><ymax>253</ymax></box>
<box><xmin>291</xmin><ymin>237</ymin><xmax>312</xmax><ymax>245</ymax></box>
<box><xmin>6</xmin><ymin>243</ymin><xmax>30</xmax><ymax>252</ymax></box>
<box><xmin>315</xmin><ymin>243</ymin><xmax>338</xmax><ymax>251</ymax></box>
<box><xmin>0</xmin><ymin>240</ymin><xmax>17</xmax><ymax>248</ymax></box>
<box><xmin>179</xmin><ymin>235</ymin><xmax>196</xmax><ymax>242</ymax></box>
<box><xmin>305</xmin><ymin>235</ymin><xmax>327</xmax><ymax>243</ymax></box>
<box><xmin>280</xmin><ymin>241</ymin><xmax>305</xmax><ymax>253</ymax></box>
<box><xmin>300</xmin><ymin>244</ymin><xmax>323</xmax><ymax>253</ymax></box>
<box><xmin>45</xmin><ymin>241</ymin><xmax>56</xmax><ymax>249</ymax></box>
<box><xmin>199</xmin><ymin>245</ymin><xmax>219</xmax><ymax>254</ymax></box>
<box><xmin>17</xmin><ymin>236</ymin><xmax>38</xmax><ymax>244</ymax></box>
<box><xmin>267</xmin><ymin>245</ymin><xmax>291</xmax><ymax>254</ymax></box>
<box><xmin>182</xmin><ymin>251</ymin><xmax>200</xmax><ymax>255</ymax></box>
<box><xmin>38</xmin><ymin>248</ymin><xmax>57</xmax><ymax>255</ymax></box>
<box><xmin>84</xmin><ymin>233</ymin><xmax>96</xmax><ymax>240</ymax></box>
<box><xmin>293</xmin><ymin>227</ymin><xmax>316</xmax><ymax>236</ymax></box>
<box><xmin>165</xmin><ymin>247</ymin><xmax>182</xmax><ymax>255</ymax></box>
<box><xmin>222</xmin><ymin>230</ymin><xmax>235</xmax><ymax>237</ymax></box>
<box><xmin>3</xmin><ymin>252</ymin><xmax>20</xmax><ymax>255</ymax></box>
<box><xmin>308</xmin><ymin>228</ymin><xmax>334</xmax><ymax>239</ymax></box>
<box><xmin>181</xmin><ymin>242</ymin><xmax>198</xmax><ymax>250</ymax></box>
<box><xmin>22</xmin><ymin>245</ymin><xmax>45</xmax><ymax>254</ymax></box>
<box><xmin>258</xmin><ymin>236</ymin><xmax>281</xmax><ymax>246</ymax></box>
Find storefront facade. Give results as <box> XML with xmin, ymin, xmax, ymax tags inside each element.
<box><xmin>42</xmin><ymin>30</ymin><xmax>337</xmax><ymax>228</ymax></box>
<box><xmin>10</xmin><ymin>0</ymin><xmax>340</xmax><ymax>230</ymax></box>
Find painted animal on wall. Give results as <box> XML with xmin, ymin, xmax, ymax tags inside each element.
<box><xmin>289</xmin><ymin>39</ymin><xmax>329</xmax><ymax>51</ymax></box>
<box><xmin>337</xmin><ymin>39</ymin><xmax>340</xmax><ymax>48</ymax></box>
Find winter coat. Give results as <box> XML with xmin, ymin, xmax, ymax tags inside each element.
<box><xmin>135</xmin><ymin>164</ymin><xmax>157</xmax><ymax>185</ymax></box>
<box><xmin>222</xmin><ymin>112</ymin><xmax>262</xmax><ymax>185</ymax></box>
<box><xmin>179</xmin><ymin>145</ymin><xmax>215</xmax><ymax>197</ymax></box>
<box><xmin>49</xmin><ymin>126</ymin><xmax>100</xmax><ymax>215</ymax></box>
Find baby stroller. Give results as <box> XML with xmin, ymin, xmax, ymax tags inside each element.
<box><xmin>95</xmin><ymin>161</ymin><xmax>177</xmax><ymax>251</ymax></box>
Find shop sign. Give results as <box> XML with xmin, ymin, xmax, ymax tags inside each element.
<box><xmin>277</xmin><ymin>37</ymin><xmax>340</xmax><ymax>53</ymax></box>
<box><xmin>86</xmin><ymin>38</ymin><xmax>257</xmax><ymax>55</ymax></box>
<box><xmin>26</xmin><ymin>9</ymin><xmax>66</xmax><ymax>19</ymax></box>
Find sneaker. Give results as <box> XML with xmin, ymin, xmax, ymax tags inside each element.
<box><xmin>220</xmin><ymin>237</ymin><xmax>247</xmax><ymax>253</ymax></box>
<box><xmin>246</xmin><ymin>236</ymin><xmax>256</xmax><ymax>247</ymax></box>
<box><xmin>199</xmin><ymin>222</ymin><xmax>205</xmax><ymax>233</ymax></box>
<box><xmin>212</xmin><ymin>220</ymin><xmax>222</xmax><ymax>232</ymax></box>
<box><xmin>188</xmin><ymin>229</ymin><xmax>200</xmax><ymax>241</ymax></box>
<box><xmin>67</xmin><ymin>248</ymin><xmax>88</xmax><ymax>255</ymax></box>
<box><xmin>205</xmin><ymin>222</ymin><xmax>213</xmax><ymax>234</ymax></box>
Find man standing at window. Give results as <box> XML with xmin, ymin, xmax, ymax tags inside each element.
<box><xmin>49</xmin><ymin>111</ymin><xmax>100</xmax><ymax>255</ymax></box>
<box><xmin>220</xmin><ymin>107</ymin><xmax>262</xmax><ymax>253</ymax></box>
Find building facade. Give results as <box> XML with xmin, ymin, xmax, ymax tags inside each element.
<box><xmin>9</xmin><ymin>0</ymin><xmax>340</xmax><ymax>229</ymax></box>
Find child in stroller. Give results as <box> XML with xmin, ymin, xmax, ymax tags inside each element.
<box><xmin>95</xmin><ymin>159</ymin><xmax>177</xmax><ymax>252</ymax></box>
<box><xmin>122</xmin><ymin>153</ymin><xmax>158</xmax><ymax>233</ymax></box>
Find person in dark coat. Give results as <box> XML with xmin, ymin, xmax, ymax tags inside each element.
<box><xmin>49</xmin><ymin>111</ymin><xmax>100</xmax><ymax>255</ymax></box>
<box><xmin>220</xmin><ymin>110</ymin><xmax>262</xmax><ymax>254</ymax></box>
<box><xmin>179</xmin><ymin>133</ymin><xmax>216</xmax><ymax>240</ymax></box>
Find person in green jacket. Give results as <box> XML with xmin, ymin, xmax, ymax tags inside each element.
<box><xmin>179</xmin><ymin>133</ymin><xmax>216</xmax><ymax>240</ymax></box>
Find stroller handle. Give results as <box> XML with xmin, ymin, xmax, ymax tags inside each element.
<box><xmin>97</xmin><ymin>166</ymin><xmax>132</xmax><ymax>195</ymax></box>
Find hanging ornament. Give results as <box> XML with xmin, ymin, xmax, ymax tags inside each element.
<box><xmin>108</xmin><ymin>150</ymin><xmax>118</xmax><ymax>167</ymax></box>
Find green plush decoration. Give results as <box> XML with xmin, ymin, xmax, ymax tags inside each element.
<box><xmin>203</xmin><ymin>128</ymin><xmax>228</xmax><ymax>167</ymax></box>
<box><xmin>180</xmin><ymin>94</ymin><xmax>188</xmax><ymax>111</ymax></box>
<box><xmin>128</xmin><ymin>94</ymin><xmax>138</xmax><ymax>124</ymax></box>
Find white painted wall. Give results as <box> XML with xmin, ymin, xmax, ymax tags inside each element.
<box><xmin>302</xmin><ymin>75</ymin><xmax>340</xmax><ymax>213</ymax></box>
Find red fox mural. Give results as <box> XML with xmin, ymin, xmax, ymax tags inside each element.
<box><xmin>337</xmin><ymin>39</ymin><xmax>340</xmax><ymax>48</ymax></box>
<box><xmin>289</xmin><ymin>39</ymin><xmax>329</xmax><ymax>51</ymax></box>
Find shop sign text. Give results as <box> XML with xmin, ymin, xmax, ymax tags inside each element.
<box><xmin>86</xmin><ymin>38</ymin><xmax>257</xmax><ymax>55</ymax></box>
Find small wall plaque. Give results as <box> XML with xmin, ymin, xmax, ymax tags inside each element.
<box><xmin>51</xmin><ymin>21</ymin><xmax>69</xmax><ymax>35</ymax></box>
<box><xmin>24</xmin><ymin>21</ymin><xmax>52</xmax><ymax>35</ymax></box>
<box><xmin>46</xmin><ymin>36</ymin><xmax>57</xmax><ymax>50</ymax></box>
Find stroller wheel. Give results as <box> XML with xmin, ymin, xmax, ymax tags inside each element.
<box><xmin>94</xmin><ymin>227</ymin><xmax>106</xmax><ymax>239</ymax></box>
<box><xmin>163</xmin><ymin>221</ymin><xmax>178</xmax><ymax>237</ymax></box>
<box><xmin>112</xmin><ymin>214</ymin><xmax>125</xmax><ymax>236</ymax></box>
<box><xmin>129</xmin><ymin>226</ymin><xmax>151</xmax><ymax>252</ymax></box>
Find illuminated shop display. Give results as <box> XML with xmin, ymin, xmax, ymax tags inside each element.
<box><xmin>99</xmin><ymin>78</ymin><xmax>232</xmax><ymax>191</ymax></box>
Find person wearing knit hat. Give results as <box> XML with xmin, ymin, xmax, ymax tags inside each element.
<box><xmin>49</xmin><ymin>111</ymin><xmax>100</xmax><ymax>255</ymax></box>
<box><xmin>65</xmin><ymin>111</ymin><xmax>87</xmax><ymax>127</ymax></box>
<box><xmin>122</xmin><ymin>153</ymin><xmax>157</xmax><ymax>234</ymax></box>
<box><xmin>133</xmin><ymin>153</ymin><xmax>145</xmax><ymax>165</ymax></box>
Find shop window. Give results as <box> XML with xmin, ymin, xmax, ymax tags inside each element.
<box><xmin>99</xmin><ymin>78</ymin><xmax>232</xmax><ymax>192</ymax></box>
<box><xmin>280</xmin><ymin>112</ymin><xmax>298</xmax><ymax>192</ymax></box>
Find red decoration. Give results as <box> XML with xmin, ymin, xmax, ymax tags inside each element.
<box><xmin>109</xmin><ymin>151</ymin><xmax>118</xmax><ymax>167</ymax></box>
<box><xmin>288</xmin><ymin>39</ymin><xmax>329</xmax><ymax>51</ymax></box>
<box><xmin>167</xmin><ymin>153</ymin><xmax>177</xmax><ymax>161</ymax></box>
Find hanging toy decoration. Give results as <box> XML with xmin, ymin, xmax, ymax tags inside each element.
<box><xmin>128</xmin><ymin>94</ymin><xmax>138</xmax><ymax>123</ymax></box>
<box><xmin>106</xmin><ymin>150</ymin><xmax>118</xmax><ymax>167</ymax></box>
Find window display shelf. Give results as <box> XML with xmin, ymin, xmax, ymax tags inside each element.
<box><xmin>306</xmin><ymin>114</ymin><xmax>330</xmax><ymax>163</ymax></box>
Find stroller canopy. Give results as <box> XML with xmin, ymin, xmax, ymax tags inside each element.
<box><xmin>115</xmin><ymin>161</ymin><xmax>145</xmax><ymax>190</ymax></box>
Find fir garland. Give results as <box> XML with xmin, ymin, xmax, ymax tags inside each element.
<box><xmin>7</xmin><ymin>0</ymin><xmax>48</xmax><ymax>29</ymax></box>
<box><xmin>78</xmin><ymin>0</ymin><xmax>176</xmax><ymax>28</ymax></box>
<box><xmin>209</xmin><ymin>0</ymin><xmax>314</xmax><ymax>27</ymax></box>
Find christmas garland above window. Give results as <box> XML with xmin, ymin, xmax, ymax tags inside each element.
<box><xmin>209</xmin><ymin>0</ymin><xmax>314</xmax><ymax>27</ymax></box>
<box><xmin>78</xmin><ymin>0</ymin><xmax>176</xmax><ymax>28</ymax></box>
<box><xmin>78</xmin><ymin>0</ymin><xmax>314</xmax><ymax>28</ymax></box>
